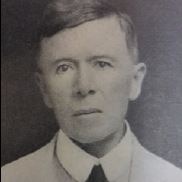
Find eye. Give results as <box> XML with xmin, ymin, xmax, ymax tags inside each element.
<box><xmin>56</xmin><ymin>64</ymin><xmax>72</xmax><ymax>74</ymax></box>
<box><xmin>95</xmin><ymin>61</ymin><xmax>112</xmax><ymax>68</ymax></box>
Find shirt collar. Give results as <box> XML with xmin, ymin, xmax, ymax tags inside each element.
<box><xmin>56</xmin><ymin>121</ymin><xmax>133</xmax><ymax>182</ymax></box>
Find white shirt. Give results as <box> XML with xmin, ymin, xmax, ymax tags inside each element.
<box><xmin>56</xmin><ymin>122</ymin><xmax>133</xmax><ymax>182</ymax></box>
<box><xmin>2</xmin><ymin>122</ymin><xmax>182</xmax><ymax>182</ymax></box>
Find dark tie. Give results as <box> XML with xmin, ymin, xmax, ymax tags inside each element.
<box><xmin>86</xmin><ymin>165</ymin><xmax>108</xmax><ymax>182</ymax></box>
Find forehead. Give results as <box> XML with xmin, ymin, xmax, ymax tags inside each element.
<box><xmin>39</xmin><ymin>15</ymin><xmax>129</xmax><ymax>63</ymax></box>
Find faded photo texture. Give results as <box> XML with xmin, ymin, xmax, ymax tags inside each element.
<box><xmin>1</xmin><ymin>0</ymin><xmax>182</xmax><ymax>170</ymax></box>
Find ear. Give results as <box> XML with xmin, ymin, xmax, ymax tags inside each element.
<box><xmin>34</xmin><ymin>72</ymin><xmax>53</xmax><ymax>108</ymax></box>
<box><xmin>129</xmin><ymin>63</ymin><xmax>146</xmax><ymax>101</ymax></box>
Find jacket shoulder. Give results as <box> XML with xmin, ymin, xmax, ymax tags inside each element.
<box><xmin>131</xmin><ymin>135</ymin><xmax>182</xmax><ymax>182</ymax></box>
<box><xmin>1</xmin><ymin>137</ymin><xmax>56</xmax><ymax>182</ymax></box>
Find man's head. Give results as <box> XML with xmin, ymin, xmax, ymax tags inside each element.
<box><xmin>35</xmin><ymin>0</ymin><xmax>146</xmax><ymax>144</ymax></box>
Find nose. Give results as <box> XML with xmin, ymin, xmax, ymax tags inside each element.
<box><xmin>73</xmin><ymin>67</ymin><xmax>96</xmax><ymax>98</ymax></box>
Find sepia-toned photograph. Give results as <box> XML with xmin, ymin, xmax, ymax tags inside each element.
<box><xmin>1</xmin><ymin>0</ymin><xmax>182</xmax><ymax>181</ymax></box>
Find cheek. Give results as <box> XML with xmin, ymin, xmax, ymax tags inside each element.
<box><xmin>102</xmin><ymin>74</ymin><xmax>131</xmax><ymax>119</ymax></box>
<box><xmin>45</xmin><ymin>78</ymin><xmax>72</xmax><ymax>108</ymax></box>
<box><xmin>100</xmin><ymin>72</ymin><xmax>132</xmax><ymax>100</ymax></box>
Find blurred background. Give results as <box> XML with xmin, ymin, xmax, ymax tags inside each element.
<box><xmin>1</xmin><ymin>0</ymin><xmax>182</xmax><ymax>167</ymax></box>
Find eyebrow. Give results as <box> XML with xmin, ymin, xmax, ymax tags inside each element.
<box><xmin>51</xmin><ymin>58</ymin><xmax>78</xmax><ymax>67</ymax></box>
<box><xmin>88</xmin><ymin>55</ymin><xmax>117</xmax><ymax>63</ymax></box>
<box><xmin>51</xmin><ymin>55</ymin><xmax>116</xmax><ymax>67</ymax></box>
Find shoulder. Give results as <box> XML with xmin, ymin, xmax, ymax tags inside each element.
<box><xmin>131</xmin><ymin>135</ymin><xmax>182</xmax><ymax>182</ymax></box>
<box><xmin>1</xmin><ymin>136</ymin><xmax>57</xmax><ymax>182</ymax></box>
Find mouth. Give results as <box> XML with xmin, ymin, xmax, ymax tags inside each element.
<box><xmin>73</xmin><ymin>108</ymin><xmax>103</xmax><ymax>116</ymax></box>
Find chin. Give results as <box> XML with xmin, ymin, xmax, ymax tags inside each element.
<box><xmin>76</xmin><ymin>137</ymin><xmax>101</xmax><ymax>144</ymax></box>
<box><xmin>72</xmin><ymin>130</ymin><xmax>112</xmax><ymax>144</ymax></box>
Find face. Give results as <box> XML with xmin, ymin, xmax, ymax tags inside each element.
<box><xmin>37</xmin><ymin>15</ymin><xmax>146</xmax><ymax>143</ymax></box>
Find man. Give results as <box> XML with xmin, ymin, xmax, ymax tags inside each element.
<box><xmin>2</xmin><ymin>0</ymin><xmax>182</xmax><ymax>181</ymax></box>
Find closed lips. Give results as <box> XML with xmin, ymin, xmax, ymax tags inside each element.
<box><xmin>73</xmin><ymin>108</ymin><xmax>102</xmax><ymax>116</ymax></box>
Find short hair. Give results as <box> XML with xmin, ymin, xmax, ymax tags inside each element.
<box><xmin>34</xmin><ymin>0</ymin><xmax>138</xmax><ymax>69</ymax></box>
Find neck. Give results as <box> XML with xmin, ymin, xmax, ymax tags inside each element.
<box><xmin>74</xmin><ymin>122</ymin><xmax>126</xmax><ymax>158</ymax></box>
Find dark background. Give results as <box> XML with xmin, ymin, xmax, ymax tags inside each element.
<box><xmin>1</xmin><ymin>0</ymin><xmax>182</xmax><ymax>168</ymax></box>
